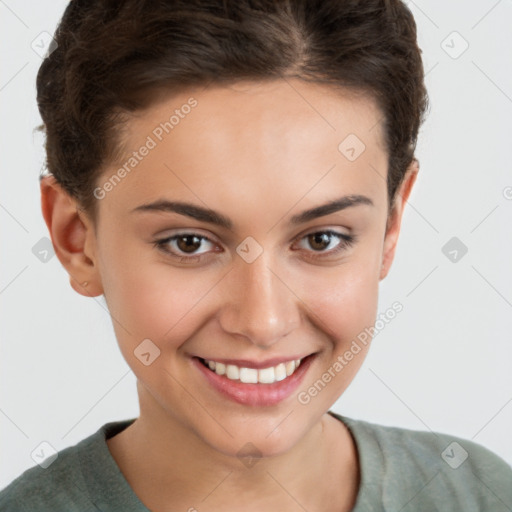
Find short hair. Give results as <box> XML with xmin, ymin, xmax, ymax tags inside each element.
<box><xmin>36</xmin><ymin>0</ymin><xmax>428</xmax><ymax>221</ymax></box>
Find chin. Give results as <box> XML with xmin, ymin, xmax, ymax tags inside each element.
<box><xmin>208</xmin><ymin>429</ymin><xmax>300</xmax><ymax>462</ymax></box>
<box><xmin>190</xmin><ymin>410</ymin><xmax>318</xmax><ymax>463</ymax></box>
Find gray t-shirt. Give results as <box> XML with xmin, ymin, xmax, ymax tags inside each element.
<box><xmin>1</xmin><ymin>411</ymin><xmax>511</xmax><ymax>511</ymax></box>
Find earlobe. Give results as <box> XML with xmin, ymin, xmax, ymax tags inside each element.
<box><xmin>379</xmin><ymin>159</ymin><xmax>419</xmax><ymax>280</ymax></box>
<box><xmin>40</xmin><ymin>175</ymin><xmax>103</xmax><ymax>297</ymax></box>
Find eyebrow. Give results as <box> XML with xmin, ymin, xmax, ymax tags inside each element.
<box><xmin>131</xmin><ymin>194</ymin><xmax>373</xmax><ymax>229</ymax></box>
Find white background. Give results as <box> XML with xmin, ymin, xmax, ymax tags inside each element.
<box><xmin>1</xmin><ymin>0</ymin><xmax>512</xmax><ymax>489</ymax></box>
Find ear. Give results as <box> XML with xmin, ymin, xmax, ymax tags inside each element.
<box><xmin>40</xmin><ymin>175</ymin><xmax>103</xmax><ymax>297</ymax></box>
<box><xmin>379</xmin><ymin>159</ymin><xmax>419</xmax><ymax>280</ymax></box>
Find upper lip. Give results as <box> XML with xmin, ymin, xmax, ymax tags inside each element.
<box><xmin>195</xmin><ymin>354</ymin><xmax>313</xmax><ymax>369</ymax></box>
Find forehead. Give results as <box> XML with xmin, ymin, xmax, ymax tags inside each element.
<box><xmin>99</xmin><ymin>79</ymin><xmax>388</xmax><ymax>218</ymax></box>
<box><xmin>121</xmin><ymin>79</ymin><xmax>386</xmax><ymax>154</ymax></box>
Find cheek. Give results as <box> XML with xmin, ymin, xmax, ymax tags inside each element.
<box><xmin>299</xmin><ymin>242</ymin><xmax>382</xmax><ymax>346</ymax></box>
<box><xmin>99</xmin><ymin>224</ymin><xmax>383</xmax><ymax>362</ymax></box>
<box><xmin>104</xmin><ymin>265</ymin><xmax>218</xmax><ymax>340</ymax></box>
<box><xmin>305</xmin><ymin>268</ymin><xmax>378</xmax><ymax>355</ymax></box>
<box><xmin>97</xmin><ymin>234</ymin><xmax>222</xmax><ymax>351</ymax></box>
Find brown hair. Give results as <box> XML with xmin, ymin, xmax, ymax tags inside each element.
<box><xmin>36</xmin><ymin>0</ymin><xmax>428</xmax><ymax>222</ymax></box>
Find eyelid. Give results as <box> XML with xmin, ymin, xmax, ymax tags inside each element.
<box><xmin>291</xmin><ymin>224</ymin><xmax>352</xmax><ymax>241</ymax></box>
<box><xmin>154</xmin><ymin>231</ymin><xmax>219</xmax><ymax>258</ymax></box>
<box><xmin>154</xmin><ymin>226</ymin><xmax>356</xmax><ymax>261</ymax></box>
<box><xmin>155</xmin><ymin>223</ymin><xmax>350</xmax><ymax>242</ymax></box>
<box><xmin>154</xmin><ymin>226</ymin><xmax>219</xmax><ymax>241</ymax></box>
<box><xmin>292</xmin><ymin>229</ymin><xmax>356</xmax><ymax>257</ymax></box>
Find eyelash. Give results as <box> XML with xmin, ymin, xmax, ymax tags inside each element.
<box><xmin>153</xmin><ymin>230</ymin><xmax>356</xmax><ymax>263</ymax></box>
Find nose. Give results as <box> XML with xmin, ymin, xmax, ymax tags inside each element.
<box><xmin>218</xmin><ymin>252</ymin><xmax>301</xmax><ymax>349</ymax></box>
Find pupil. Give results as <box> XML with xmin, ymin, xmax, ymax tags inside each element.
<box><xmin>177</xmin><ymin>235</ymin><xmax>201</xmax><ymax>253</ymax></box>
<box><xmin>309</xmin><ymin>233</ymin><xmax>330</xmax><ymax>251</ymax></box>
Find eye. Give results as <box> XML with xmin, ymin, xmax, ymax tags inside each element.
<box><xmin>294</xmin><ymin>230</ymin><xmax>356</xmax><ymax>259</ymax></box>
<box><xmin>154</xmin><ymin>233</ymin><xmax>218</xmax><ymax>260</ymax></box>
<box><xmin>154</xmin><ymin>229</ymin><xmax>356</xmax><ymax>264</ymax></box>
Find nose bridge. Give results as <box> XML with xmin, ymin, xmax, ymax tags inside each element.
<box><xmin>219</xmin><ymin>251</ymin><xmax>301</xmax><ymax>347</ymax></box>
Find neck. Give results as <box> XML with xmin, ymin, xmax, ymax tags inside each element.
<box><xmin>106</xmin><ymin>387</ymin><xmax>359</xmax><ymax>512</ymax></box>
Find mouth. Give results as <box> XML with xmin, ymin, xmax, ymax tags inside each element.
<box><xmin>198</xmin><ymin>356</ymin><xmax>304</xmax><ymax>384</ymax></box>
<box><xmin>192</xmin><ymin>353</ymin><xmax>316</xmax><ymax>406</ymax></box>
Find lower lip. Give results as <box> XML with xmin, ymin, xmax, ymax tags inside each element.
<box><xmin>192</xmin><ymin>355</ymin><xmax>315</xmax><ymax>406</ymax></box>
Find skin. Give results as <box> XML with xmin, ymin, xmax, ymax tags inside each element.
<box><xmin>41</xmin><ymin>78</ymin><xmax>417</xmax><ymax>512</ymax></box>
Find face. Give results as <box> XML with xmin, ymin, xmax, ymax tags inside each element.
<box><xmin>50</xmin><ymin>79</ymin><xmax>414</xmax><ymax>458</ymax></box>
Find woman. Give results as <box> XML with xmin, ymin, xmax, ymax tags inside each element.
<box><xmin>1</xmin><ymin>0</ymin><xmax>511</xmax><ymax>510</ymax></box>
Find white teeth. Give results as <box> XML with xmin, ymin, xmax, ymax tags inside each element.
<box><xmin>226</xmin><ymin>364</ymin><xmax>239</xmax><ymax>380</ymax></box>
<box><xmin>285</xmin><ymin>360</ymin><xmax>296</xmax><ymax>376</ymax></box>
<box><xmin>203</xmin><ymin>357</ymin><xmax>304</xmax><ymax>384</ymax></box>
<box><xmin>274</xmin><ymin>363</ymin><xmax>287</xmax><ymax>381</ymax></box>
<box><xmin>239</xmin><ymin>367</ymin><xmax>258</xmax><ymax>384</ymax></box>
<box><xmin>258</xmin><ymin>367</ymin><xmax>275</xmax><ymax>384</ymax></box>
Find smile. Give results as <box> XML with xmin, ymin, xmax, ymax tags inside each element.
<box><xmin>200</xmin><ymin>358</ymin><xmax>302</xmax><ymax>384</ymax></box>
<box><xmin>193</xmin><ymin>354</ymin><xmax>315</xmax><ymax>406</ymax></box>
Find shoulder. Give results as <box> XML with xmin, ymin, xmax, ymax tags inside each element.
<box><xmin>331</xmin><ymin>412</ymin><xmax>512</xmax><ymax>511</ymax></box>
<box><xmin>0</xmin><ymin>439</ymin><xmax>90</xmax><ymax>511</ymax></box>
<box><xmin>0</xmin><ymin>419</ymin><xmax>135</xmax><ymax>512</ymax></box>
<box><xmin>342</xmin><ymin>413</ymin><xmax>511</xmax><ymax>473</ymax></box>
